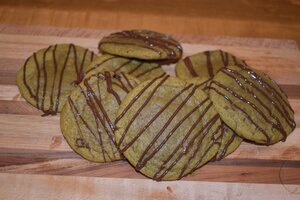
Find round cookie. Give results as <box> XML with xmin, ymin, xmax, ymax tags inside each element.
<box><xmin>176</xmin><ymin>50</ymin><xmax>246</xmax><ymax>79</ymax></box>
<box><xmin>214</xmin><ymin>125</ymin><xmax>243</xmax><ymax>160</ymax></box>
<box><xmin>98</xmin><ymin>30</ymin><xmax>182</xmax><ymax>61</ymax></box>
<box><xmin>114</xmin><ymin>76</ymin><xmax>223</xmax><ymax>181</ymax></box>
<box><xmin>16</xmin><ymin>44</ymin><xmax>97</xmax><ymax>116</ymax></box>
<box><xmin>60</xmin><ymin>71</ymin><xmax>140</xmax><ymax>162</ymax></box>
<box><xmin>84</xmin><ymin>54</ymin><xmax>166</xmax><ymax>82</ymax></box>
<box><xmin>186</xmin><ymin>77</ymin><xmax>243</xmax><ymax>160</ymax></box>
<box><xmin>209</xmin><ymin>64</ymin><xmax>296</xmax><ymax>145</ymax></box>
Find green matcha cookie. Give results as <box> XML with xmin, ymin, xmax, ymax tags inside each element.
<box><xmin>60</xmin><ymin>71</ymin><xmax>139</xmax><ymax>162</ymax></box>
<box><xmin>209</xmin><ymin>64</ymin><xmax>296</xmax><ymax>145</ymax></box>
<box><xmin>84</xmin><ymin>54</ymin><xmax>166</xmax><ymax>82</ymax></box>
<box><xmin>115</xmin><ymin>76</ymin><xmax>223</xmax><ymax>181</ymax></box>
<box><xmin>98</xmin><ymin>30</ymin><xmax>182</xmax><ymax>61</ymax></box>
<box><xmin>16</xmin><ymin>44</ymin><xmax>97</xmax><ymax>115</ymax></box>
<box><xmin>176</xmin><ymin>50</ymin><xmax>246</xmax><ymax>79</ymax></box>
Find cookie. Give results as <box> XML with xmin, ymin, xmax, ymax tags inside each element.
<box><xmin>84</xmin><ymin>54</ymin><xmax>166</xmax><ymax>82</ymax></box>
<box><xmin>60</xmin><ymin>71</ymin><xmax>140</xmax><ymax>162</ymax></box>
<box><xmin>186</xmin><ymin>77</ymin><xmax>243</xmax><ymax>160</ymax></box>
<box><xmin>209</xmin><ymin>64</ymin><xmax>296</xmax><ymax>145</ymax></box>
<box><xmin>114</xmin><ymin>76</ymin><xmax>223</xmax><ymax>180</ymax></box>
<box><xmin>16</xmin><ymin>44</ymin><xmax>96</xmax><ymax>116</ymax></box>
<box><xmin>176</xmin><ymin>50</ymin><xmax>246</xmax><ymax>79</ymax></box>
<box><xmin>98</xmin><ymin>30</ymin><xmax>182</xmax><ymax>61</ymax></box>
<box><xmin>214</xmin><ymin>125</ymin><xmax>243</xmax><ymax>160</ymax></box>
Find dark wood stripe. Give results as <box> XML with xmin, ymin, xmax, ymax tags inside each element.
<box><xmin>0</xmin><ymin>148</ymin><xmax>80</xmax><ymax>167</ymax></box>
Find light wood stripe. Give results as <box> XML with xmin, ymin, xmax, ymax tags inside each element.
<box><xmin>0</xmin><ymin>173</ymin><xmax>299</xmax><ymax>200</ymax></box>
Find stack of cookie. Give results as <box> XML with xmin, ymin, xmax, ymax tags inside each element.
<box><xmin>16</xmin><ymin>30</ymin><xmax>296</xmax><ymax>181</ymax></box>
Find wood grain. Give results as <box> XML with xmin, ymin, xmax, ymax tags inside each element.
<box><xmin>0</xmin><ymin>25</ymin><xmax>299</xmax><ymax>199</ymax></box>
<box><xmin>1</xmin><ymin>173</ymin><xmax>299</xmax><ymax>200</ymax></box>
<box><xmin>0</xmin><ymin>0</ymin><xmax>300</xmax><ymax>46</ymax></box>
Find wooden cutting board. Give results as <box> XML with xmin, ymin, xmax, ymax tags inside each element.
<box><xmin>0</xmin><ymin>25</ymin><xmax>299</xmax><ymax>200</ymax></box>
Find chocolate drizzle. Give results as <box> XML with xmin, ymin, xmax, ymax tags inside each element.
<box><xmin>209</xmin><ymin>86</ymin><xmax>271</xmax><ymax>144</ymax></box>
<box><xmin>115</xmin><ymin>73</ymin><xmax>167</xmax><ymax>125</ymax></box>
<box><xmin>22</xmin><ymin>44</ymin><xmax>95</xmax><ymax>116</ymax></box>
<box><xmin>68</xmin><ymin>96</ymin><xmax>113</xmax><ymax>161</ymax></box>
<box><xmin>115</xmin><ymin>76</ymin><xmax>222</xmax><ymax>180</ymax></box>
<box><xmin>209</xmin><ymin>64</ymin><xmax>296</xmax><ymax>142</ymax></box>
<box><xmin>220</xmin><ymin>50</ymin><xmax>229</xmax><ymax>66</ymax></box>
<box><xmin>136</xmin><ymin>95</ymin><xmax>208</xmax><ymax>170</ymax></box>
<box><xmin>153</xmin><ymin>112</ymin><xmax>220</xmax><ymax>181</ymax></box>
<box><xmin>183</xmin><ymin>56</ymin><xmax>198</xmax><ymax>77</ymax></box>
<box><xmin>220</xmin><ymin>67</ymin><xmax>294</xmax><ymax>129</ymax></box>
<box><xmin>121</xmin><ymin>83</ymin><xmax>194</xmax><ymax>154</ymax></box>
<box><xmin>99</xmin><ymin>30</ymin><xmax>182</xmax><ymax>59</ymax></box>
<box><xmin>65</xmin><ymin>71</ymin><xmax>137</xmax><ymax>161</ymax></box>
<box><xmin>216</xmin><ymin>125</ymin><xmax>236</xmax><ymax>161</ymax></box>
<box><xmin>204</xmin><ymin>51</ymin><xmax>214</xmax><ymax>78</ymax></box>
<box><xmin>117</xmin><ymin>75</ymin><xmax>169</xmax><ymax>146</ymax></box>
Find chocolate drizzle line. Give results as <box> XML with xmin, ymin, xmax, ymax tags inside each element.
<box><xmin>121</xmin><ymin>72</ymin><xmax>134</xmax><ymax>90</ymax></box>
<box><xmin>117</xmin><ymin>75</ymin><xmax>170</xmax><ymax>146</ymax></box>
<box><xmin>183</xmin><ymin>56</ymin><xmax>198</xmax><ymax>77</ymax></box>
<box><xmin>22</xmin><ymin>44</ymin><xmax>95</xmax><ymax>116</ymax></box>
<box><xmin>104</xmin><ymin>72</ymin><xmax>122</xmax><ymax>105</ymax></box>
<box><xmin>23</xmin><ymin>57</ymin><xmax>36</xmax><ymax>100</ymax></box>
<box><xmin>220</xmin><ymin>50</ymin><xmax>229</xmax><ymax>66</ymax></box>
<box><xmin>217</xmin><ymin>126</ymin><xmax>236</xmax><ymax>161</ymax></box>
<box><xmin>127</xmin><ymin>62</ymin><xmax>143</xmax><ymax>74</ymax></box>
<box><xmin>154</xmin><ymin>112</ymin><xmax>220</xmax><ymax>181</ymax></box>
<box><xmin>135</xmin><ymin>65</ymin><xmax>164</xmax><ymax>78</ymax></box>
<box><xmin>85</xmin><ymin>56</ymin><xmax>117</xmax><ymax>74</ymax></box>
<box><xmin>54</xmin><ymin>44</ymin><xmax>73</xmax><ymax>113</ymax></box>
<box><xmin>220</xmin><ymin>67</ymin><xmax>294</xmax><ymax>128</ymax></box>
<box><xmin>121</xmin><ymin>83</ymin><xmax>194</xmax><ymax>154</ymax></box>
<box><xmin>48</xmin><ymin>45</ymin><xmax>58</xmax><ymax>115</ymax></box>
<box><xmin>33</xmin><ymin>53</ymin><xmax>41</xmax><ymax>109</ymax></box>
<box><xmin>113</xmin><ymin>60</ymin><xmax>133</xmax><ymax>72</ymax></box>
<box><xmin>204</xmin><ymin>51</ymin><xmax>214</xmax><ymax>78</ymax></box>
<box><xmin>40</xmin><ymin>46</ymin><xmax>52</xmax><ymax>112</ymax></box>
